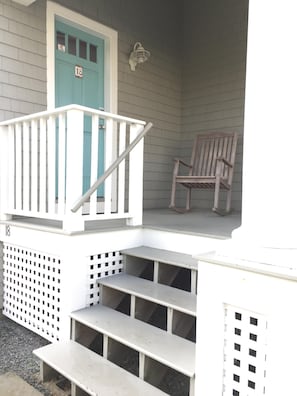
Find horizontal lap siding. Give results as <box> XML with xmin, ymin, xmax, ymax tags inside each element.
<box><xmin>0</xmin><ymin>0</ymin><xmax>46</xmax><ymax>121</ymax></box>
<box><xmin>180</xmin><ymin>0</ymin><xmax>248</xmax><ymax>211</ymax></box>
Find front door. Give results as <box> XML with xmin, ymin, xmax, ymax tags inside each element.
<box><xmin>55</xmin><ymin>20</ymin><xmax>105</xmax><ymax>196</ymax></box>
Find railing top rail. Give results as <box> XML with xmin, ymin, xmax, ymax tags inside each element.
<box><xmin>0</xmin><ymin>104</ymin><xmax>146</xmax><ymax>127</ymax></box>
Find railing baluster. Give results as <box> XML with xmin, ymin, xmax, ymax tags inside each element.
<box><xmin>58</xmin><ymin>113</ymin><xmax>66</xmax><ymax>215</ymax></box>
<box><xmin>47</xmin><ymin>116</ymin><xmax>56</xmax><ymax>214</ymax></box>
<box><xmin>63</xmin><ymin>109</ymin><xmax>84</xmax><ymax>231</ymax></box>
<box><xmin>118</xmin><ymin>121</ymin><xmax>126</xmax><ymax>214</ymax></box>
<box><xmin>104</xmin><ymin>118</ymin><xmax>113</xmax><ymax>215</ymax></box>
<box><xmin>39</xmin><ymin>118</ymin><xmax>47</xmax><ymax>213</ymax></box>
<box><xmin>8</xmin><ymin>125</ymin><xmax>15</xmax><ymax>213</ymax></box>
<box><xmin>23</xmin><ymin>121</ymin><xmax>30</xmax><ymax>212</ymax></box>
<box><xmin>15</xmin><ymin>123</ymin><xmax>22</xmax><ymax>211</ymax></box>
<box><xmin>90</xmin><ymin>115</ymin><xmax>99</xmax><ymax>215</ymax></box>
<box><xmin>31</xmin><ymin>120</ymin><xmax>38</xmax><ymax>212</ymax></box>
<box><xmin>127</xmin><ymin>123</ymin><xmax>144</xmax><ymax>226</ymax></box>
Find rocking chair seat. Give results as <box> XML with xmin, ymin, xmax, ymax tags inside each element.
<box><xmin>169</xmin><ymin>132</ymin><xmax>238</xmax><ymax>214</ymax></box>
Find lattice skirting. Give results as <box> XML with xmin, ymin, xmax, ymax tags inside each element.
<box><xmin>2</xmin><ymin>242</ymin><xmax>123</xmax><ymax>341</ymax></box>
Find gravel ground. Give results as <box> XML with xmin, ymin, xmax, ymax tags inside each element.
<box><xmin>0</xmin><ymin>312</ymin><xmax>53</xmax><ymax>396</ymax></box>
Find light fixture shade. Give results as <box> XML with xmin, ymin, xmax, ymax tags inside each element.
<box><xmin>129</xmin><ymin>42</ymin><xmax>150</xmax><ymax>71</ymax></box>
<box><xmin>12</xmin><ymin>0</ymin><xmax>36</xmax><ymax>5</ymax></box>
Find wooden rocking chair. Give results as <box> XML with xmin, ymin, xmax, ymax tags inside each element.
<box><xmin>169</xmin><ymin>132</ymin><xmax>238</xmax><ymax>214</ymax></box>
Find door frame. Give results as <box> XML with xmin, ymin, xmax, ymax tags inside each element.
<box><xmin>46</xmin><ymin>1</ymin><xmax>118</xmax><ymax>114</ymax></box>
<box><xmin>46</xmin><ymin>1</ymin><xmax>118</xmax><ymax>212</ymax></box>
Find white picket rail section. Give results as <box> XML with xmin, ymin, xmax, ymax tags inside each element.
<box><xmin>0</xmin><ymin>105</ymin><xmax>148</xmax><ymax>232</ymax></box>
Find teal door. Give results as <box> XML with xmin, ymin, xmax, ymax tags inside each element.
<box><xmin>55</xmin><ymin>20</ymin><xmax>105</xmax><ymax>196</ymax></box>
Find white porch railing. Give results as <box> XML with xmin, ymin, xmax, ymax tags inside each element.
<box><xmin>0</xmin><ymin>105</ymin><xmax>150</xmax><ymax>232</ymax></box>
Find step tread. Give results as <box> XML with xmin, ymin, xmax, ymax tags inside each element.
<box><xmin>122</xmin><ymin>246</ymin><xmax>198</xmax><ymax>270</ymax></box>
<box><xmin>34</xmin><ymin>340</ymin><xmax>168</xmax><ymax>396</ymax></box>
<box><xmin>70</xmin><ymin>304</ymin><xmax>196</xmax><ymax>377</ymax></box>
<box><xmin>98</xmin><ymin>273</ymin><xmax>196</xmax><ymax>316</ymax></box>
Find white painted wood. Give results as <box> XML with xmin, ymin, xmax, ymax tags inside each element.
<box><xmin>195</xmin><ymin>251</ymin><xmax>297</xmax><ymax>396</ymax></box>
<box><xmin>71</xmin><ymin>304</ymin><xmax>195</xmax><ymax>377</ymax></box>
<box><xmin>0</xmin><ymin>105</ymin><xmax>147</xmax><ymax>229</ymax></box>
<box><xmin>104</xmin><ymin>118</ymin><xmax>113</xmax><ymax>215</ymax></box>
<box><xmin>23</xmin><ymin>122</ymin><xmax>30</xmax><ymax>212</ymax></box>
<box><xmin>63</xmin><ymin>109</ymin><xmax>84</xmax><ymax>231</ymax></box>
<box><xmin>118</xmin><ymin>121</ymin><xmax>126</xmax><ymax>214</ymax></box>
<box><xmin>15</xmin><ymin>123</ymin><xmax>22</xmax><ymax>211</ymax></box>
<box><xmin>34</xmin><ymin>340</ymin><xmax>167</xmax><ymax>396</ymax></box>
<box><xmin>122</xmin><ymin>246</ymin><xmax>198</xmax><ymax>270</ymax></box>
<box><xmin>98</xmin><ymin>273</ymin><xmax>196</xmax><ymax>316</ymax></box>
<box><xmin>57</xmin><ymin>113</ymin><xmax>66</xmax><ymax>215</ymax></box>
<box><xmin>31</xmin><ymin>120</ymin><xmax>38</xmax><ymax>213</ymax></box>
<box><xmin>90</xmin><ymin>115</ymin><xmax>99</xmax><ymax>216</ymax></box>
<box><xmin>233</xmin><ymin>0</ymin><xmax>297</xmax><ymax>249</ymax></box>
<box><xmin>47</xmin><ymin>116</ymin><xmax>56</xmax><ymax>214</ymax></box>
<box><xmin>39</xmin><ymin>118</ymin><xmax>47</xmax><ymax>213</ymax></box>
<box><xmin>127</xmin><ymin>124</ymin><xmax>144</xmax><ymax>226</ymax></box>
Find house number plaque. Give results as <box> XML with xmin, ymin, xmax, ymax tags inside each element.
<box><xmin>75</xmin><ymin>65</ymin><xmax>83</xmax><ymax>78</ymax></box>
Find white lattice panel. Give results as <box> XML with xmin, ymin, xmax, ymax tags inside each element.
<box><xmin>86</xmin><ymin>251</ymin><xmax>123</xmax><ymax>306</ymax></box>
<box><xmin>2</xmin><ymin>242</ymin><xmax>124</xmax><ymax>340</ymax></box>
<box><xmin>223</xmin><ymin>305</ymin><xmax>268</xmax><ymax>396</ymax></box>
<box><xmin>3</xmin><ymin>243</ymin><xmax>62</xmax><ymax>341</ymax></box>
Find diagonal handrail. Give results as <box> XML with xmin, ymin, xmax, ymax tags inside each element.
<box><xmin>71</xmin><ymin>122</ymin><xmax>153</xmax><ymax>213</ymax></box>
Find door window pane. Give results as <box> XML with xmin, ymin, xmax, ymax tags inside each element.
<box><xmin>79</xmin><ymin>40</ymin><xmax>87</xmax><ymax>59</ymax></box>
<box><xmin>56</xmin><ymin>31</ymin><xmax>66</xmax><ymax>52</ymax></box>
<box><xmin>68</xmin><ymin>35</ymin><xmax>76</xmax><ymax>55</ymax></box>
<box><xmin>90</xmin><ymin>44</ymin><xmax>97</xmax><ymax>63</ymax></box>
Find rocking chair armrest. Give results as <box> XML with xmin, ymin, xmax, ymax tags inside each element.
<box><xmin>173</xmin><ymin>158</ymin><xmax>193</xmax><ymax>169</ymax></box>
<box><xmin>216</xmin><ymin>157</ymin><xmax>233</xmax><ymax>168</ymax></box>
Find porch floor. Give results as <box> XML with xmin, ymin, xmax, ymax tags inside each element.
<box><xmin>7</xmin><ymin>208</ymin><xmax>241</xmax><ymax>239</ymax></box>
<box><xmin>143</xmin><ymin>208</ymin><xmax>241</xmax><ymax>239</ymax></box>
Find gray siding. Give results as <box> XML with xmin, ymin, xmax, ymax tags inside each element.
<box><xmin>0</xmin><ymin>0</ymin><xmax>46</xmax><ymax>120</ymax></box>
<box><xmin>180</xmin><ymin>0</ymin><xmax>248</xmax><ymax>211</ymax></box>
<box><xmin>0</xmin><ymin>0</ymin><xmax>248</xmax><ymax>211</ymax></box>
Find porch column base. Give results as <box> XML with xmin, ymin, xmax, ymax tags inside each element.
<box><xmin>62</xmin><ymin>215</ymin><xmax>85</xmax><ymax>233</ymax></box>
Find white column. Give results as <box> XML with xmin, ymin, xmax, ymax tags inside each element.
<box><xmin>233</xmin><ymin>0</ymin><xmax>297</xmax><ymax>249</ymax></box>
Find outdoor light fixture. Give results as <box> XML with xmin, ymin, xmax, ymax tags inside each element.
<box><xmin>12</xmin><ymin>0</ymin><xmax>36</xmax><ymax>5</ymax></box>
<box><xmin>129</xmin><ymin>42</ymin><xmax>150</xmax><ymax>71</ymax></box>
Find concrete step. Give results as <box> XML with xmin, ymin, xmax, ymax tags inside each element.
<box><xmin>70</xmin><ymin>304</ymin><xmax>196</xmax><ymax>378</ymax></box>
<box><xmin>34</xmin><ymin>340</ymin><xmax>168</xmax><ymax>396</ymax></box>
<box><xmin>98</xmin><ymin>273</ymin><xmax>196</xmax><ymax>317</ymax></box>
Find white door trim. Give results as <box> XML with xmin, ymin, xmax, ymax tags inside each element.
<box><xmin>46</xmin><ymin>1</ymin><xmax>118</xmax><ymax>114</ymax></box>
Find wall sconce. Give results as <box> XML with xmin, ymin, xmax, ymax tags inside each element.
<box><xmin>129</xmin><ymin>42</ymin><xmax>150</xmax><ymax>71</ymax></box>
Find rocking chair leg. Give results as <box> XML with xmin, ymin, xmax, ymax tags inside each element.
<box><xmin>186</xmin><ymin>188</ymin><xmax>191</xmax><ymax>211</ymax></box>
<box><xmin>169</xmin><ymin>180</ymin><xmax>177</xmax><ymax>209</ymax></box>
<box><xmin>213</xmin><ymin>178</ymin><xmax>220</xmax><ymax>213</ymax></box>
<box><xmin>226</xmin><ymin>188</ymin><xmax>232</xmax><ymax>213</ymax></box>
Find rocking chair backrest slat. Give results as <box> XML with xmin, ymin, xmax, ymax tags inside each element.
<box><xmin>191</xmin><ymin>132</ymin><xmax>238</xmax><ymax>178</ymax></box>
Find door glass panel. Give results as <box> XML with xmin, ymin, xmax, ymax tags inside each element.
<box><xmin>56</xmin><ymin>31</ymin><xmax>66</xmax><ymax>52</ymax></box>
<box><xmin>79</xmin><ymin>40</ymin><xmax>87</xmax><ymax>59</ymax></box>
<box><xmin>68</xmin><ymin>35</ymin><xmax>76</xmax><ymax>55</ymax></box>
<box><xmin>90</xmin><ymin>44</ymin><xmax>97</xmax><ymax>63</ymax></box>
